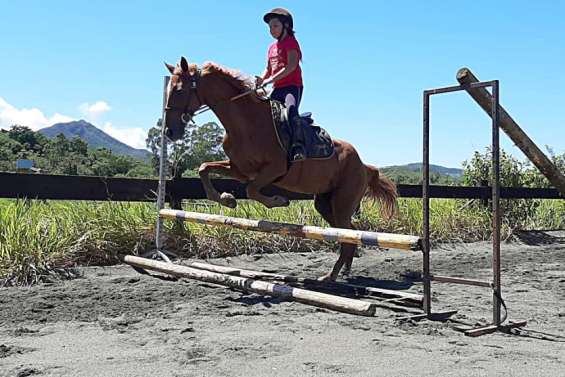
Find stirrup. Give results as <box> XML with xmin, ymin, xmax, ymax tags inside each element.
<box><xmin>292</xmin><ymin>153</ymin><xmax>306</xmax><ymax>162</ymax></box>
<box><xmin>291</xmin><ymin>144</ymin><xmax>306</xmax><ymax>162</ymax></box>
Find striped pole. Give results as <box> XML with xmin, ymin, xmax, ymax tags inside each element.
<box><xmin>159</xmin><ymin>209</ymin><xmax>422</xmax><ymax>251</ymax></box>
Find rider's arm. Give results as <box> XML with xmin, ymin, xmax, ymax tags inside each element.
<box><xmin>264</xmin><ymin>49</ymin><xmax>298</xmax><ymax>85</ymax></box>
<box><xmin>257</xmin><ymin>60</ymin><xmax>272</xmax><ymax>85</ymax></box>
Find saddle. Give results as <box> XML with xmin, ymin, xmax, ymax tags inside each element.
<box><xmin>270</xmin><ymin>100</ymin><xmax>335</xmax><ymax>162</ymax></box>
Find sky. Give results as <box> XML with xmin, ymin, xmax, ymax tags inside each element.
<box><xmin>1</xmin><ymin>0</ymin><xmax>564</xmax><ymax>168</ymax></box>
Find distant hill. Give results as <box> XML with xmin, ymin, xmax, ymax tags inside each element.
<box><xmin>39</xmin><ymin>120</ymin><xmax>150</xmax><ymax>161</ymax></box>
<box><xmin>380</xmin><ymin>163</ymin><xmax>463</xmax><ymax>184</ymax></box>
<box><xmin>384</xmin><ymin>163</ymin><xmax>463</xmax><ymax>177</ymax></box>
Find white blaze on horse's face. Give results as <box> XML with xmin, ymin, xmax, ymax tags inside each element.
<box><xmin>168</xmin><ymin>74</ymin><xmax>183</xmax><ymax>98</ymax></box>
<box><xmin>166</xmin><ymin>73</ymin><xmax>181</xmax><ymax>110</ymax></box>
<box><xmin>167</xmin><ymin>78</ymin><xmax>173</xmax><ymax>99</ymax></box>
<box><xmin>163</xmin><ymin>74</ymin><xmax>188</xmax><ymax>141</ymax></box>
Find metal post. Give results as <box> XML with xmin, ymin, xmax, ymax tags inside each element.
<box><xmin>422</xmin><ymin>92</ymin><xmax>432</xmax><ymax>316</ymax></box>
<box><xmin>491</xmin><ymin>80</ymin><xmax>501</xmax><ymax>325</ymax></box>
<box><xmin>420</xmin><ymin>78</ymin><xmax>525</xmax><ymax>335</ymax></box>
<box><xmin>155</xmin><ymin>76</ymin><xmax>170</xmax><ymax>259</ymax></box>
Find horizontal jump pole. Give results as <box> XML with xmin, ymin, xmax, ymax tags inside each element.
<box><xmin>190</xmin><ymin>261</ymin><xmax>423</xmax><ymax>307</ymax></box>
<box><xmin>159</xmin><ymin>209</ymin><xmax>422</xmax><ymax>251</ymax></box>
<box><xmin>124</xmin><ymin>255</ymin><xmax>376</xmax><ymax>316</ymax></box>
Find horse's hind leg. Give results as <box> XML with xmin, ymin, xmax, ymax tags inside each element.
<box><xmin>314</xmin><ymin>192</ymin><xmax>334</xmax><ymax>226</ymax></box>
<box><xmin>198</xmin><ymin>160</ymin><xmax>247</xmax><ymax>208</ymax></box>
<box><xmin>319</xmin><ymin>179</ymin><xmax>366</xmax><ymax>282</ymax></box>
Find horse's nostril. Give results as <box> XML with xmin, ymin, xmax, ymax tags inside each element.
<box><xmin>165</xmin><ymin>128</ymin><xmax>172</xmax><ymax>138</ymax></box>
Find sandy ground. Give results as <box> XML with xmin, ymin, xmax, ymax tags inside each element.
<box><xmin>1</xmin><ymin>231</ymin><xmax>565</xmax><ymax>377</ymax></box>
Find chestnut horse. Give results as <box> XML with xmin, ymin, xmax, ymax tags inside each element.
<box><xmin>164</xmin><ymin>57</ymin><xmax>397</xmax><ymax>281</ymax></box>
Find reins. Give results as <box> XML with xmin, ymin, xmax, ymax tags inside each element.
<box><xmin>192</xmin><ymin>86</ymin><xmax>267</xmax><ymax>115</ymax></box>
<box><xmin>179</xmin><ymin>69</ymin><xmax>267</xmax><ymax>124</ymax></box>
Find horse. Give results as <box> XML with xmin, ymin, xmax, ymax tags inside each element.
<box><xmin>163</xmin><ymin>57</ymin><xmax>397</xmax><ymax>281</ymax></box>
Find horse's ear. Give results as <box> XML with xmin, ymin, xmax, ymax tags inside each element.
<box><xmin>165</xmin><ymin>62</ymin><xmax>175</xmax><ymax>74</ymax></box>
<box><xmin>180</xmin><ymin>57</ymin><xmax>189</xmax><ymax>72</ymax></box>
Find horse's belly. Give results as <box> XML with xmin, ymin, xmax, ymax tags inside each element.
<box><xmin>275</xmin><ymin>159</ymin><xmax>338</xmax><ymax>194</ymax></box>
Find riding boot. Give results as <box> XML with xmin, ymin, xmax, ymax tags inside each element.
<box><xmin>288</xmin><ymin>105</ymin><xmax>306</xmax><ymax>161</ymax></box>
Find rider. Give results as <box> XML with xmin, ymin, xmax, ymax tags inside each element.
<box><xmin>256</xmin><ymin>7</ymin><xmax>306</xmax><ymax>161</ymax></box>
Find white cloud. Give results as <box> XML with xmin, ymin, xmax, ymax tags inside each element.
<box><xmin>102</xmin><ymin>122</ymin><xmax>147</xmax><ymax>150</ymax></box>
<box><xmin>79</xmin><ymin>101</ymin><xmax>111</xmax><ymax>121</ymax></box>
<box><xmin>78</xmin><ymin>101</ymin><xmax>112</xmax><ymax>123</ymax></box>
<box><xmin>0</xmin><ymin>97</ymin><xmax>147</xmax><ymax>150</ymax></box>
<box><xmin>0</xmin><ymin>97</ymin><xmax>74</xmax><ymax>131</ymax></box>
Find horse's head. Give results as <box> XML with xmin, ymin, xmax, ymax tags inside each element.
<box><xmin>163</xmin><ymin>57</ymin><xmax>204</xmax><ymax>141</ymax></box>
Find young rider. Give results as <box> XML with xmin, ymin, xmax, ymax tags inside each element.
<box><xmin>256</xmin><ymin>7</ymin><xmax>306</xmax><ymax>161</ymax></box>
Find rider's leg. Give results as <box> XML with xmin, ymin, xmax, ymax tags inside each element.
<box><xmin>285</xmin><ymin>92</ymin><xmax>306</xmax><ymax>161</ymax></box>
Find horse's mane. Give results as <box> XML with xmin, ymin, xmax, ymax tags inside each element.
<box><xmin>200</xmin><ymin>62</ymin><xmax>255</xmax><ymax>92</ymax></box>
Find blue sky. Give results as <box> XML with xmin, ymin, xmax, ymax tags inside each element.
<box><xmin>1</xmin><ymin>0</ymin><xmax>564</xmax><ymax>168</ymax></box>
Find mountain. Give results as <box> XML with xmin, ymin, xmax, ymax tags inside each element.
<box><xmin>39</xmin><ymin>120</ymin><xmax>150</xmax><ymax>160</ymax></box>
<box><xmin>383</xmin><ymin>163</ymin><xmax>463</xmax><ymax>177</ymax></box>
<box><xmin>380</xmin><ymin>163</ymin><xmax>463</xmax><ymax>184</ymax></box>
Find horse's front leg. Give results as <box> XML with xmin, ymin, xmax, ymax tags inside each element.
<box><xmin>246</xmin><ymin>162</ymin><xmax>290</xmax><ymax>208</ymax></box>
<box><xmin>198</xmin><ymin>160</ymin><xmax>247</xmax><ymax>208</ymax></box>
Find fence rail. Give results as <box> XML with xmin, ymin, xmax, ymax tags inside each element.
<box><xmin>0</xmin><ymin>172</ymin><xmax>562</xmax><ymax>203</ymax></box>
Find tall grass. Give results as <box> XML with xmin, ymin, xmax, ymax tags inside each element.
<box><xmin>1</xmin><ymin>197</ymin><xmax>563</xmax><ymax>285</ymax></box>
<box><xmin>0</xmin><ymin>200</ymin><xmax>154</xmax><ymax>285</ymax></box>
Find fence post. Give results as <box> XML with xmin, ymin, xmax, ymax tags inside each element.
<box><xmin>480</xmin><ymin>179</ymin><xmax>489</xmax><ymax>209</ymax></box>
<box><xmin>155</xmin><ymin>76</ymin><xmax>170</xmax><ymax>257</ymax></box>
<box><xmin>168</xmin><ymin>175</ymin><xmax>183</xmax><ymax>210</ymax></box>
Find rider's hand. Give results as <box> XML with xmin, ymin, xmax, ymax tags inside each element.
<box><xmin>255</xmin><ymin>76</ymin><xmax>264</xmax><ymax>87</ymax></box>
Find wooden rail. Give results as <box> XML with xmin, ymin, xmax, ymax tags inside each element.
<box><xmin>189</xmin><ymin>261</ymin><xmax>424</xmax><ymax>306</ymax></box>
<box><xmin>457</xmin><ymin>68</ymin><xmax>565</xmax><ymax>197</ymax></box>
<box><xmin>124</xmin><ymin>255</ymin><xmax>377</xmax><ymax>316</ymax></box>
<box><xmin>0</xmin><ymin>172</ymin><xmax>562</xmax><ymax>202</ymax></box>
<box><xmin>160</xmin><ymin>209</ymin><xmax>422</xmax><ymax>251</ymax></box>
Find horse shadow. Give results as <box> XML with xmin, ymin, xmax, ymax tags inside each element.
<box><xmin>226</xmin><ymin>294</ymin><xmax>287</xmax><ymax>308</ymax></box>
<box><xmin>224</xmin><ymin>274</ymin><xmax>419</xmax><ymax>309</ymax></box>
<box><xmin>345</xmin><ymin>275</ymin><xmax>417</xmax><ymax>290</ymax></box>
<box><xmin>513</xmin><ymin>230</ymin><xmax>565</xmax><ymax>246</ymax></box>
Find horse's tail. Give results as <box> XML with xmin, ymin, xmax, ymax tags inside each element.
<box><xmin>364</xmin><ymin>164</ymin><xmax>398</xmax><ymax>219</ymax></box>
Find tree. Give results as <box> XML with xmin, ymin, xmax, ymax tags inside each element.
<box><xmin>522</xmin><ymin>147</ymin><xmax>565</xmax><ymax>188</ymax></box>
<box><xmin>0</xmin><ymin>131</ymin><xmax>20</xmax><ymax>171</ymax></box>
<box><xmin>461</xmin><ymin>146</ymin><xmax>565</xmax><ymax>226</ymax></box>
<box><xmin>88</xmin><ymin>148</ymin><xmax>138</xmax><ymax>177</ymax></box>
<box><xmin>146</xmin><ymin>119</ymin><xmax>226</xmax><ymax>178</ymax></box>
<box><xmin>462</xmin><ymin>146</ymin><xmax>564</xmax><ymax>188</ymax></box>
<box><xmin>7</xmin><ymin>125</ymin><xmax>47</xmax><ymax>153</ymax></box>
<box><xmin>0</xmin><ymin>125</ymin><xmax>154</xmax><ymax>177</ymax></box>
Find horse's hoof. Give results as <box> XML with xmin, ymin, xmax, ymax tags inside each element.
<box><xmin>272</xmin><ymin>195</ymin><xmax>290</xmax><ymax>208</ymax></box>
<box><xmin>317</xmin><ymin>273</ymin><xmax>336</xmax><ymax>282</ymax></box>
<box><xmin>220</xmin><ymin>192</ymin><xmax>237</xmax><ymax>208</ymax></box>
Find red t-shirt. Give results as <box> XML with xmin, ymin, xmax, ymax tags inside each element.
<box><xmin>267</xmin><ymin>35</ymin><xmax>303</xmax><ymax>88</ymax></box>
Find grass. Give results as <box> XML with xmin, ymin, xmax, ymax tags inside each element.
<box><xmin>1</xmin><ymin>197</ymin><xmax>563</xmax><ymax>285</ymax></box>
<box><xmin>0</xmin><ymin>200</ymin><xmax>155</xmax><ymax>285</ymax></box>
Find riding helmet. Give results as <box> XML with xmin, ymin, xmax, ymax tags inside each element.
<box><xmin>263</xmin><ymin>8</ymin><xmax>294</xmax><ymax>30</ymax></box>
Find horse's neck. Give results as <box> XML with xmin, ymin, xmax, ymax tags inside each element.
<box><xmin>203</xmin><ymin>80</ymin><xmax>270</xmax><ymax>138</ymax></box>
<box><xmin>216</xmin><ymin>100</ymin><xmax>268</xmax><ymax>134</ymax></box>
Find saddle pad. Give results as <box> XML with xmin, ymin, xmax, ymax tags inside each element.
<box><xmin>270</xmin><ymin>100</ymin><xmax>335</xmax><ymax>161</ymax></box>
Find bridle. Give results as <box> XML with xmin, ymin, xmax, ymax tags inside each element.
<box><xmin>164</xmin><ymin>68</ymin><xmax>207</xmax><ymax>126</ymax></box>
<box><xmin>165</xmin><ymin>68</ymin><xmax>266</xmax><ymax>126</ymax></box>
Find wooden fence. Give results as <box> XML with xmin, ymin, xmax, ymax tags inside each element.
<box><xmin>0</xmin><ymin>172</ymin><xmax>562</xmax><ymax>204</ymax></box>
